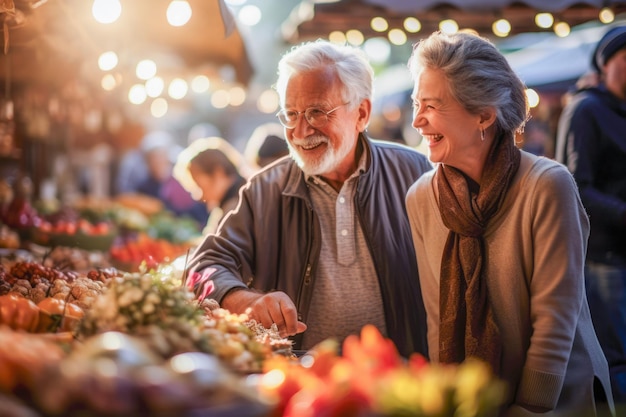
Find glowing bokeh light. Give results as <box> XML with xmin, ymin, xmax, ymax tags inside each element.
<box><xmin>404</xmin><ymin>17</ymin><xmax>421</xmax><ymax>33</ymax></box>
<box><xmin>128</xmin><ymin>84</ymin><xmax>147</xmax><ymax>105</ymax></box>
<box><xmin>151</xmin><ymin>98</ymin><xmax>168</xmax><ymax>118</ymax></box>
<box><xmin>168</xmin><ymin>78</ymin><xmax>188</xmax><ymax>100</ymax></box>
<box><xmin>92</xmin><ymin>0</ymin><xmax>121</xmax><ymax>24</ymax></box>
<box><xmin>371</xmin><ymin>17</ymin><xmax>388</xmax><ymax>32</ymax></box>
<box><xmin>136</xmin><ymin>60</ymin><xmax>157</xmax><ymax>80</ymax></box>
<box><xmin>346</xmin><ymin>29</ymin><xmax>364</xmax><ymax>46</ymax></box>
<box><xmin>363</xmin><ymin>37</ymin><xmax>391</xmax><ymax>64</ymax></box>
<box><xmin>526</xmin><ymin>88</ymin><xmax>540</xmax><ymax>108</ymax></box>
<box><xmin>535</xmin><ymin>13</ymin><xmax>554</xmax><ymax>29</ymax></box>
<box><xmin>599</xmin><ymin>8</ymin><xmax>615</xmax><ymax>23</ymax></box>
<box><xmin>257</xmin><ymin>89</ymin><xmax>280</xmax><ymax>114</ymax></box>
<box><xmin>328</xmin><ymin>31</ymin><xmax>347</xmax><ymax>44</ymax></box>
<box><xmin>439</xmin><ymin>19</ymin><xmax>459</xmax><ymax>34</ymax></box>
<box><xmin>166</xmin><ymin>1</ymin><xmax>192</xmax><ymax>27</ymax></box>
<box><xmin>191</xmin><ymin>75</ymin><xmax>210</xmax><ymax>93</ymax></box>
<box><xmin>554</xmin><ymin>21</ymin><xmax>570</xmax><ymax>37</ymax></box>
<box><xmin>239</xmin><ymin>5</ymin><xmax>262</xmax><ymax>26</ymax></box>
<box><xmin>492</xmin><ymin>19</ymin><xmax>511</xmax><ymax>37</ymax></box>
<box><xmin>388</xmin><ymin>28</ymin><xmax>407</xmax><ymax>45</ymax></box>
<box><xmin>98</xmin><ymin>51</ymin><xmax>118</xmax><ymax>71</ymax></box>
<box><xmin>145</xmin><ymin>77</ymin><xmax>165</xmax><ymax>98</ymax></box>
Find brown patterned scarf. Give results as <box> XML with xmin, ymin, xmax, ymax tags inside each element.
<box><xmin>436</xmin><ymin>131</ymin><xmax>520</xmax><ymax>374</ymax></box>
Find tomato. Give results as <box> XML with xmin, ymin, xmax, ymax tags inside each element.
<box><xmin>37</xmin><ymin>298</ymin><xmax>84</xmax><ymax>333</ymax></box>
<box><xmin>0</xmin><ymin>294</ymin><xmax>40</xmax><ymax>332</ymax></box>
<box><xmin>93</xmin><ymin>222</ymin><xmax>110</xmax><ymax>235</ymax></box>
<box><xmin>64</xmin><ymin>222</ymin><xmax>77</xmax><ymax>235</ymax></box>
<box><xmin>78</xmin><ymin>219</ymin><xmax>93</xmax><ymax>234</ymax></box>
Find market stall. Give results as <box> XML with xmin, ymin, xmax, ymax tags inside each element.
<box><xmin>0</xmin><ymin>245</ymin><xmax>507</xmax><ymax>417</ymax></box>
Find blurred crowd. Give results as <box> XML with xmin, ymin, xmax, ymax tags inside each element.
<box><xmin>113</xmin><ymin>122</ymin><xmax>289</xmax><ymax>234</ymax></box>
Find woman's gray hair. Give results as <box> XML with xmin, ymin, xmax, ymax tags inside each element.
<box><xmin>408</xmin><ymin>31</ymin><xmax>529</xmax><ymax>135</ymax></box>
<box><xmin>275</xmin><ymin>40</ymin><xmax>374</xmax><ymax>109</ymax></box>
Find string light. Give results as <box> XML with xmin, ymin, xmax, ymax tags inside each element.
<box><xmin>329</xmin><ymin>31</ymin><xmax>347</xmax><ymax>44</ymax></box>
<box><xmin>388</xmin><ymin>28</ymin><xmax>407</xmax><ymax>45</ymax></box>
<box><xmin>492</xmin><ymin>18</ymin><xmax>512</xmax><ymax>37</ymax></box>
<box><xmin>346</xmin><ymin>29</ymin><xmax>365</xmax><ymax>46</ymax></box>
<box><xmin>92</xmin><ymin>0</ymin><xmax>121</xmax><ymax>24</ymax></box>
<box><xmin>535</xmin><ymin>13</ymin><xmax>554</xmax><ymax>29</ymax></box>
<box><xmin>150</xmin><ymin>98</ymin><xmax>168</xmax><ymax>118</ymax></box>
<box><xmin>371</xmin><ymin>17</ymin><xmax>389</xmax><ymax>32</ymax></box>
<box><xmin>166</xmin><ymin>1</ymin><xmax>192</xmax><ymax>27</ymax></box>
<box><xmin>98</xmin><ymin>51</ymin><xmax>118</xmax><ymax>71</ymax></box>
<box><xmin>136</xmin><ymin>60</ymin><xmax>157</xmax><ymax>80</ymax></box>
<box><xmin>599</xmin><ymin>7</ymin><xmax>615</xmax><ymax>23</ymax></box>
<box><xmin>439</xmin><ymin>19</ymin><xmax>459</xmax><ymax>34</ymax></box>
<box><xmin>554</xmin><ymin>21</ymin><xmax>571</xmax><ymax>37</ymax></box>
<box><xmin>404</xmin><ymin>17</ymin><xmax>422</xmax><ymax>33</ymax></box>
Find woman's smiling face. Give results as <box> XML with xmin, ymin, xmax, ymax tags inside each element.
<box><xmin>411</xmin><ymin>67</ymin><xmax>484</xmax><ymax>171</ymax></box>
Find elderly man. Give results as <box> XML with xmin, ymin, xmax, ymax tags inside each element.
<box><xmin>187</xmin><ymin>40</ymin><xmax>432</xmax><ymax>357</ymax></box>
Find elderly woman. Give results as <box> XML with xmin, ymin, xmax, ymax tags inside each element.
<box><xmin>405</xmin><ymin>31</ymin><xmax>614</xmax><ymax>416</ymax></box>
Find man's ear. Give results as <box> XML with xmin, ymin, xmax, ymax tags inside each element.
<box><xmin>357</xmin><ymin>99</ymin><xmax>372</xmax><ymax>132</ymax></box>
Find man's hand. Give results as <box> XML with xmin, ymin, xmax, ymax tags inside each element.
<box><xmin>221</xmin><ymin>289</ymin><xmax>307</xmax><ymax>338</ymax></box>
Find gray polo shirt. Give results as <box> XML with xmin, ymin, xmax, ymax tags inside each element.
<box><xmin>301</xmin><ymin>151</ymin><xmax>387</xmax><ymax>350</ymax></box>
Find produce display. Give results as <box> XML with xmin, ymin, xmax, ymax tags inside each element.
<box><xmin>77</xmin><ymin>268</ymin><xmax>282</xmax><ymax>372</ymax></box>
<box><xmin>0</xmin><ymin>248</ymin><xmax>509</xmax><ymax>417</ymax></box>
<box><xmin>0</xmin><ymin>185</ymin><xmax>508</xmax><ymax>417</ymax></box>
<box><xmin>259</xmin><ymin>325</ymin><xmax>506</xmax><ymax>417</ymax></box>
<box><xmin>0</xmin><ymin>261</ymin><xmax>111</xmax><ymax>309</ymax></box>
<box><xmin>109</xmin><ymin>232</ymin><xmax>191</xmax><ymax>271</ymax></box>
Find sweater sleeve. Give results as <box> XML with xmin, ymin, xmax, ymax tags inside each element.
<box><xmin>514</xmin><ymin>163</ymin><xmax>590</xmax><ymax>410</ymax></box>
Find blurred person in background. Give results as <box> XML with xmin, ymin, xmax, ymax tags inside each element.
<box><xmin>243</xmin><ymin>122</ymin><xmax>289</xmax><ymax>170</ymax></box>
<box><xmin>185</xmin><ymin>40</ymin><xmax>432</xmax><ymax>357</ymax></box>
<box><xmin>555</xmin><ymin>24</ymin><xmax>626</xmax><ymax>404</ymax></box>
<box><xmin>187</xmin><ymin>122</ymin><xmax>222</xmax><ymax>145</ymax></box>
<box><xmin>130</xmin><ymin>131</ymin><xmax>208</xmax><ymax>226</ymax></box>
<box><xmin>406</xmin><ymin>31</ymin><xmax>613</xmax><ymax>417</ymax></box>
<box><xmin>173</xmin><ymin>136</ymin><xmax>249</xmax><ymax>234</ymax></box>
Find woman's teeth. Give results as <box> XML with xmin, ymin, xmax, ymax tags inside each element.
<box><xmin>423</xmin><ymin>134</ymin><xmax>443</xmax><ymax>143</ymax></box>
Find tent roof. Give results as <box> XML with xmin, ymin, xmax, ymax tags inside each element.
<box><xmin>0</xmin><ymin>0</ymin><xmax>254</xmax><ymax>87</ymax></box>
<box><xmin>283</xmin><ymin>0</ymin><xmax>626</xmax><ymax>42</ymax></box>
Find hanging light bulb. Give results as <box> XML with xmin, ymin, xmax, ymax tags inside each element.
<box><xmin>492</xmin><ymin>19</ymin><xmax>511</xmax><ymax>37</ymax></box>
<box><xmin>167</xmin><ymin>0</ymin><xmax>192</xmax><ymax>27</ymax></box>
<box><xmin>554</xmin><ymin>21</ymin><xmax>571</xmax><ymax>37</ymax></box>
<box><xmin>439</xmin><ymin>19</ymin><xmax>459</xmax><ymax>35</ymax></box>
<box><xmin>534</xmin><ymin>13</ymin><xmax>554</xmax><ymax>29</ymax></box>
<box><xmin>599</xmin><ymin>7</ymin><xmax>615</xmax><ymax>24</ymax></box>
<box><xmin>92</xmin><ymin>0</ymin><xmax>121</xmax><ymax>24</ymax></box>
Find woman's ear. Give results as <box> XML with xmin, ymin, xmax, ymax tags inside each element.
<box><xmin>479</xmin><ymin>107</ymin><xmax>497</xmax><ymax>130</ymax></box>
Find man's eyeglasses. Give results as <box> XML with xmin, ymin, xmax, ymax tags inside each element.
<box><xmin>276</xmin><ymin>103</ymin><xmax>346</xmax><ymax>129</ymax></box>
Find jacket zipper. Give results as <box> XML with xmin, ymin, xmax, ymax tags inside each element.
<box><xmin>296</xmin><ymin>205</ymin><xmax>315</xmax><ymax>319</ymax></box>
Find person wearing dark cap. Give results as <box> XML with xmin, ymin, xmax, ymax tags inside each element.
<box><xmin>243</xmin><ymin>122</ymin><xmax>290</xmax><ymax>170</ymax></box>
<box><xmin>556</xmin><ymin>23</ymin><xmax>626</xmax><ymax>405</ymax></box>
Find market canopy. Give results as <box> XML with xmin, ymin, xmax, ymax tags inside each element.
<box><xmin>283</xmin><ymin>0</ymin><xmax>626</xmax><ymax>42</ymax></box>
<box><xmin>0</xmin><ymin>0</ymin><xmax>254</xmax><ymax>87</ymax></box>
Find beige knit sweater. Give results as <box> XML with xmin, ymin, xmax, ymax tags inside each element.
<box><xmin>406</xmin><ymin>151</ymin><xmax>613</xmax><ymax>416</ymax></box>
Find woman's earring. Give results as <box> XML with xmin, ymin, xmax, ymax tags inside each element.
<box><xmin>480</xmin><ymin>128</ymin><xmax>485</xmax><ymax>141</ymax></box>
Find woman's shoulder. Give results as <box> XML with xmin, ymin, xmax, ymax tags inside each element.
<box><xmin>518</xmin><ymin>151</ymin><xmax>577</xmax><ymax>191</ymax></box>
<box><xmin>407</xmin><ymin>167</ymin><xmax>436</xmax><ymax>197</ymax></box>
